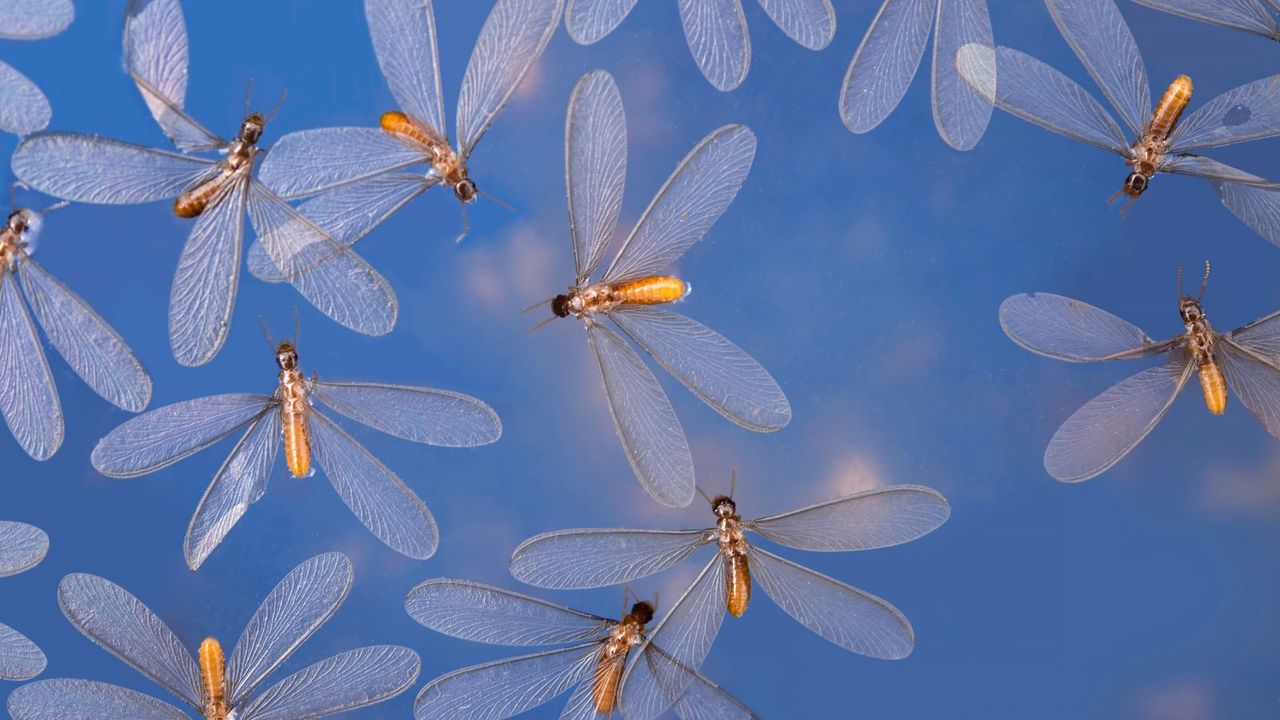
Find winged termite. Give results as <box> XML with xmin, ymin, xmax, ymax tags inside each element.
<box><xmin>10</xmin><ymin>0</ymin><xmax>395</xmax><ymax>367</ymax></box>
<box><xmin>89</xmin><ymin>318</ymin><xmax>502</xmax><ymax>570</ymax></box>
<box><xmin>540</xmin><ymin>70</ymin><xmax>790</xmax><ymax>509</ymax></box>
<box><xmin>406</xmin><ymin>578</ymin><xmax>760</xmax><ymax>720</ymax></box>
<box><xmin>1132</xmin><ymin>0</ymin><xmax>1280</xmax><ymax>41</ymax></box>
<box><xmin>1000</xmin><ymin>262</ymin><xmax>1280</xmax><ymax>482</ymax></box>
<box><xmin>0</xmin><ymin>521</ymin><xmax>47</xmax><ymax>682</ymax></box>
<box><xmin>841</xmin><ymin>0</ymin><xmax>994</xmax><ymax>150</ymax></box>
<box><xmin>0</xmin><ymin>0</ymin><xmax>73</xmax><ymax>136</ymax></box>
<box><xmin>509</xmin><ymin>482</ymin><xmax>950</xmax><ymax>720</ymax></box>
<box><xmin>6</xmin><ymin>553</ymin><xmax>420</xmax><ymax>720</ymax></box>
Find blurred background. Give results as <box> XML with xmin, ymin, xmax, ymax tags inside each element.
<box><xmin>1</xmin><ymin>1</ymin><xmax>1278</xmax><ymax>717</ymax></box>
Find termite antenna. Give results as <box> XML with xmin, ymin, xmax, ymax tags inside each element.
<box><xmin>455</xmin><ymin>205</ymin><xmax>471</xmax><ymax>243</ymax></box>
<box><xmin>9</xmin><ymin>180</ymin><xmax>27</xmax><ymax>211</ymax></box>
<box><xmin>728</xmin><ymin>468</ymin><xmax>737</xmax><ymax>499</ymax></box>
<box><xmin>40</xmin><ymin>200</ymin><xmax>70</xmax><ymax>215</ymax></box>
<box><xmin>265</xmin><ymin>89</ymin><xmax>288</xmax><ymax>125</ymax></box>
<box><xmin>257</xmin><ymin>316</ymin><xmax>276</xmax><ymax>350</ymax></box>
<box><xmin>1198</xmin><ymin>260</ymin><xmax>1211</xmax><ymax>301</ymax></box>
<box><xmin>522</xmin><ymin>297</ymin><xmax>554</xmax><ymax>314</ymax></box>
<box><xmin>243</xmin><ymin>78</ymin><xmax>254</xmax><ymax>118</ymax></box>
<box><xmin>292</xmin><ymin>306</ymin><xmax>300</xmax><ymax>349</ymax></box>
<box><xmin>479</xmin><ymin>188</ymin><xmax>516</xmax><ymax>213</ymax></box>
<box><xmin>525</xmin><ymin>315</ymin><xmax>556</xmax><ymax>335</ymax></box>
<box><xmin>1176</xmin><ymin>264</ymin><xmax>1184</xmax><ymax>301</ymax></box>
<box><xmin>695</xmin><ymin>485</ymin><xmax>714</xmax><ymax>507</ymax></box>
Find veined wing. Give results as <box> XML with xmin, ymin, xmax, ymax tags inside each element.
<box><xmin>12</xmin><ymin>132</ymin><xmax>216</xmax><ymax>204</ymax></box>
<box><xmin>1131</xmin><ymin>0</ymin><xmax>1280</xmax><ymax>40</ymax></box>
<box><xmin>0</xmin><ymin>623</ymin><xmax>44</xmax><ymax>680</ymax></box>
<box><xmin>227</xmin><ymin>553</ymin><xmax>354</xmax><ymax>706</ymax></box>
<box><xmin>669</xmin><ymin>666</ymin><xmax>760</xmax><ymax>720</ymax></box>
<box><xmin>7</xmin><ymin>679</ymin><xmax>188</xmax><ymax>720</ymax></box>
<box><xmin>0</xmin><ymin>269</ymin><xmax>61</xmax><ymax>460</ymax></box>
<box><xmin>240</xmin><ymin>646</ymin><xmax>419</xmax><ymax>720</ymax></box>
<box><xmin>413</xmin><ymin>644</ymin><xmax>599</xmax><ymax>720</ymax></box>
<box><xmin>57</xmin><ymin>573</ymin><xmax>203</xmax><ymax>710</ymax></box>
<box><xmin>309</xmin><ymin>409</ymin><xmax>438</xmax><ymax>559</ymax></box>
<box><xmin>1217</xmin><ymin>339</ymin><xmax>1280</xmax><ymax>439</ymax></box>
<box><xmin>406</xmin><ymin>579</ymin><xmax>612</xmax><ymax>646</ymax></box>
<box><xmin>839</xmin><ymin>0</ymin><xmax>937</xmax><ymax>135</ymax></box>
<box><xmin>586</xmin><ymin>320</ymin><xmax>695</xmax><ymax>508</ymax></box>
<box><xmin>1214</xmin><ymin>180</ymin><xmax>1280</xmax><ymax>249</ymax></box>
<box><xmin>999</xmin><ymin>292</ymin><xmax>1169</xmax><ymax>362</ymax></box>
<box><xmin>0</xmin><ymin>521</ymin><xmax>47</xmax><ymax>577</ymax></box>
<box><xmin>184</xmin><ymin>407</ymin><xmax>279</xmax><ymax>571</ymax></box>
<box><xmin>748</xmin><ymin>545</ymin><xmax>914</xmax><ymax>659</ymax></box>
<box><xmin>456</xmin><ymin>0</ymin><xmax>563</xmax><ymax>158</ymax></box>
<box><xmin>1227</xmin><ymin>309</ymin><xmax>1280</xmax><ymax>359</ymax></box>
<box><xmin>311</xmin><ymin>380</ymin><xmax>500</xmax><ymax>447</ymax></box>
<box><xmin>747</xmin><ymin>485</ymin><xmax>950</xmax><ymax>551</ymax></box>
<box><xmin>18</xmin><ymin>254</ymin><xmax>152</xmax><ymax>411</ymax></box>
<box><xmin>1044</xmin><ymin>353</ymin><xmax>1193</xmax><ymax>482</ymax></box>
<box><xmin>955</xmin><ymin>44</ymin><xmax>1128</xmax><ymax>155</ymax></box>
<box><xmin>565</xmin><ymin>0</ymin><xmax>637</xmax><ymax>43</ymax></box>
<box><xmin>602</xmin><ymin>124</ymin><xmax>755</xmax><ymax>283</ymax></box>
<box><xmin>366</xmin><ymin>0</ymin><xmax>447</xmax><ymax>140</ymax></box>
<box><xmin>1161</xmin><ymin>154</ymin><xmax>1280</xmax><ymax>187</ymax></box>
<box><xmin>90</xmin><ymin>393</ymin><xmax>274</xmax><ymax>478</ymax></box>
<box><xmin>1168</xmin><ymin>74</ymin><xmax>1280</xmax><ymax>152</ymax></box>
<box><xmin>566</xmin><ymin>70</ymin><xmax>626</xmax><ymax>284</ymax></box>
<box><xmin>756</xmin><ymin>0</ymin><xmax>835</xmax><ymax>50</ymax></box>
<box><xmin>1045</xmin><ymin>0</ymin><xmax>1150</xmax><ymax>139</ymax></box>
<box><xmin>609</xmin><ymin>307</ymin><xmax>791</xmax><ymax>432</ymax></box>
<box><xmin>559</xmin><ymin>648</ymin><xmax>629</xmax><ymax>720</ymax></box>
<box><xmin>509</xmin><ymin>527</ymin><xmax>710</xmax><ymax>589</ymax></box>
<box><xmin>932</xmin><ymin>0</ymin><xmax>993</xmax><ymax>150</ymax></box>
<box><xmin>257</xmin><ymin>127</ymin><xmax>427</xmax><ymax>199</ymax></box>
<box><xmin>677</xmin><ymin>0</ymin><xmax>750</xmax><ymax>92</ymax></box>
<box><xmin>0</xmin><ymin>0</ymin><xmax>74</xmax><ymax>40</ymax></box>
<box><xmin>0</xmin><ymin>60</ymin><xmax>50</xmax><ymax>136</ymax></box>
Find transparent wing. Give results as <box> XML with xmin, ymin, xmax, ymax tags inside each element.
<box><xmin>955</xmin><ymin>44</ymin><xmax>1128</xmax><ymax>155</ymax></box>
<box><xmin>1131</xmin><ymin>0</ymin><xmax>1280</xmax><ymax>40</ymax></box>
<box><xmin>999</xmin><ymin>292</ymin><xmax>1167</xmax><ymax>362</ymax></box>
<box><xmin>0</xmin><ymin>60</ymin><xmax>50</xmax><ymax>136</ymax></box>
<box><xmin>747</xmin><ymin>485</ymin><xmax>951</xmax><ymax>551</ymax></box>
<box><xmin>756</xmin><ymin>0</ymin><xmax>835</xmax><ymax>50</ymax></box>
<box><xmin>256</xmin><ymin>127</ymin><xmax>427</xmax><ymax>199</ymax></box>
<box><xmin>585</xmin><ymin>320</ymin><xmax>695</xmax><ymax>508</ymax></box>
<box><xmin>413</xmin><ymin>644</ymin><xmax>598</xmax><ymax>720</ymax></box>
<box><xmin>566</xmin><ymin>69</ymin><xmax>626</xmax><ymax>284</ymax></box>
<box><xmin>1160</xmin><ymin>154</ymin><xmax>1280</xmax><ymax>187</ymax></box>
<box><xmin>57</xmin><ymin>573</ymin><xmax>203</xmax><ymax>710</ymax></box>
<box><xmin>406</xmin><ymin>578</ymin><xmax>612</xmax><ymax>646</ymax></box>
<box><xmin>366</xmin><ymin>0</ymin><xmax>447</xmax><ymax>139</ymax></box>
<box><xmin>748</xmin><ymin>545</ymin><xmax>914</xmax><ymax>659</ymax></box>
<box><xmin>565</xmin><ymin>0</ymin><xmax>637</xmax><ymax>43</ymax></box>
<box><xmin>0</xmin><ymin>0</ymin><xmax>74</xmax><ymax>39</ymax></box>
<box><xmin>0</xmin><ymin>521</ymin><xmax>47</xmax><ymax>577</ymax></box>
<box><xmin>246</xmin><ymin>180</ymin><xmax>398</xmax><ymax>336</ymax></box>
<box><xmin>839</xmin><ymin>0</ymin><xmax>937</xmax><ymax>135</ymax></box>
<box><xmin>1044</xmin><ymin>0</ymin><xmax>1150</xmax><ymax>139</ymax></box>
<box><xmin>559</xmin><ymin>649</ymin><xmax>628</xmax><ymax>720</ymax></box>
<box><xmin>1044</xmin><ymin>353</ymin><xmax>1193</xmax><ymax>482</ymax></box>
<box><xmin>1213</xmin><ymin>180</ymin><xmax>1280</xmax><ymax>249</ymax></box>
<box><xmin>1167</xmin><ymin>74</ymin><xmax>1280</xmax><ymax>152</ymax></box>
<box><xmin>668</xmin><ymin>659</ymin><xmax>760</xmax><ymax>720</ymax></box>
<box><xmin>311</xmin><ymin>380</ymin><xmax>500</xmax><ymax>447</ymax></box>
<box><xmin>1228</xmin><ymin>309</ymin><xmax>1280</xmax><ymax>359</ymax></box>
<box><xmin>11</xmin><ymin>132</ymin><xmax>216</xmax><ymax>204</ymax></box>
<box><xmin>18</xmin><ymin>254</ymin><xmax>151</xmax><ymax>411</ymax></box>
<box><xmin>0</xmin><ymin>269</ymin><xmax>61</xmax><ymax>460</ymax></box>
<box><xmin>509</xmin><ymin>527</ymin><xmax>710</xmax><ymax>589</ymax></box>
<box><xmin>609</xmin><ymin>307</ymin><xmax>790</xmax><ymax>432</ymax></box>
<box><xmin>0</xmin><ymin>622</ymin><xmax>44</xmax><ymax>681</ymax></box>
<box><xmin>183</xmin><ymin>406</ymin><xmax>278</xmax><ymax>571</ymax></box>
<box><xmin>677</xmin><ymin>0</ymin><xmax>750</xmax><ymax>92</ymax></box>
<box><xmin>932</xmin><ymin>0</ymin><xmax>993</xmax><ymax>150</ymax></box>
<box><xmin>228</xmin><ymin>553</ymin><xmax>355</xmax><ymax>706</ymax></box>
<box><xmin>168</xmin><ymin>172</ymin><xmax>247</xmax><ymax>367</ymax></box>
<box><xmin>241</xmin><ymin>646</ymin><xmax>419</xmax><ymax>720</ymax></box>
<box><xmin>6</xmin><ymin>679</ymin><xmax>188</xmax><ymax>720</ymax></box>
<box><xmin>1217</xmin><ymin>339</ymin><xmax>1280</xmax><ymax>439</ymax></box>
<box><xmin>602</xmin><ymin>124</ymin><xmax>755</xmax><ymax>282</ymax></box>
<box><xmin>310</xmin><ymin>408</ymin><xmax>438</xmax><ymax>559</ymax></box>
<box><xmin>457</xmin><ymin>0</ymin><xmax>563</xmax><ymax>157</ymax></box>
<box><xmin>90</xmin><ymin>393</ymin><xmax>274</xmax><ymax>478</ymax></box>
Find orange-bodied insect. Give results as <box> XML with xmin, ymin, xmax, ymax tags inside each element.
<box><xmin>198</xmin><ymin>637</ymin><xmax>229</xmax><ymax>720</ymax></box>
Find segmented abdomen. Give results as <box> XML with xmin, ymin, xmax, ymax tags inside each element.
<box><xmin>1150</xmin><ymin>75</ymin><xmax>1193</xmax><ymax>143</ymax></box>
<box><xmin>611</xmin><ymin>275</ymin><xmax>690</xmax><ymax>306</ymax></box>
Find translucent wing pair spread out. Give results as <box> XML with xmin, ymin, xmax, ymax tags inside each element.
<box><xmin>6</xmin><ymin>553</ymin><xmax>420</xmax><ymax>720</ymax></box>
<box><xmin>0</xmin><ymin>521</ymin><xmax>48</xmax><ymax>682</ymax></box>
<box><xmin>508</xmin><ymin>485</ymin><xmax>951</xmax><ymax>720</ymax></box>
<box><xmin>12</xmin><ymin>0</ymin><xmax>397</xmax><ymax>367</ymax></box>
<box><xmin>1132</xmin><ymin>0</ymin><xmax>1280</xmax><ymax>40</ymax></box>
<box><xmin>557</xmin><ymin>70</ymin><xmax>791</xmax><ymax>509</ymax></box>
<box><xmin>0</xmin><ymin>0</ymin><xmax>73</xmax><ymax>136</ymax></box>
<box><xmin>0</xmin><ymin>208</ymin><xmax>151</xmax><ymax>461</ymax></box>
<box><xmin>1001</xmin><ymin>290</ymin><xmax>1280</xmax><ymax>482</ymax></box>
<box><xmin>954</xmin><ymin>0</ymin><xmax>1280</xmax><ymax>243</ymax></box>
<box><xmin>89</xmin><ymin>344</ymin><xmax>501</xmax><ymax>570</ymax></box>
<box><xmin>407</xmin><ymin>579</ymin><xmax>760</xmax><ymax>720</ymax></box>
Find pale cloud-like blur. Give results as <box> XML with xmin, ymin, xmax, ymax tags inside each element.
<box><xmin>1200</xmin><ymin>449</ymin><xmax>1280</xmax><ymax>520</ymax></box>
<box><xmin>1134</xmin><ymin>677</ymin><xmax>1214</xmax><ymax>720</ymax></box>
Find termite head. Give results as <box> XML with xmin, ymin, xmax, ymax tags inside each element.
<box><xmin>240</xmin><ymin>112</ymin><xmax>266</xmax><ymax>145</ymax></box>
<box><xmin>274</xmin><ymin>340</ymin><xmax>299</xmax><ymax>371</ymax></box>
<box><xmin>1121</xmin><ymin>172</ymin><xmax>1149</xmax><ymax>197</ymax></box>
<box><xmin>7</xmin><ymin>209</ymin><xmax>40</xmax><ymax>255</ymax></box>
<box><xmin>454</xmin><ymin>177</ymin><xmax>478</xmax><ymax>203</ymax></box>
<box><xmin>551</xmin><ymin>294</ymin><xmax>572</xmax><ymax>318</ymax></box>
<box><xmin>1177</xmin><ymin>261</ymin><xmax>1211</xmax><ymax>323</ymax></box>
<box><xmin>628</xmin><ymin>601</ymin><xmax>655</xmax><ymax>625</ymax></box>
<box><xmin>710</xmin><ymin>495</ymin><xmax>737</xmax><ymax>519</ymax></box>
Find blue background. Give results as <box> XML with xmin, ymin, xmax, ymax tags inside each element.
<box><xmin>2</xmin><ymin>1</ymin><xmax>1279</xmax><ymax>718</ymax></box>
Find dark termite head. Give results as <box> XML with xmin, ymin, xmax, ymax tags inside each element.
<box><xmin>240</xmin><ymin>112</ymin><xmax>266</xmax><ymax>145</ymax></box>
<box><xmin>629</xmin><ymin>601</ymin><xmax>655</xmax><ymax>625</ymax></box>
<box><xmin>454</xmin><ymin>177</ymin><xmax>478</xmax><ymax>203</ymax></box>
<box><xmin>274</xmin><ymin>340</ymin><xmax>299</xmax><ymax>371</ymax></box>
<box><xmin>550</xmin><ymin>294</ymin><xmax>571</xmax><ymax>318</ymax></box>
<box><xmin>1121</xmin><ymin>172</ymin><xmax>1149</xmax><ymax>198</ymax></box>
<box><xmin>1177</xmin><ymin>260</ymin><xmax>1211</xmax><ymax>323</ymax></box>
<box><xmin>710</xmin><ymin>495</ymin><xmax>737</xmax><ymax>519</ymax></box>
<box><xmin>6</xmin><ymin>208</ymin><xmax>31</xmax><ymax>234</ymax></box>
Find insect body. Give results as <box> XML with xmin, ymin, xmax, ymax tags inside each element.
<box><xmin>198</xmin><ymin>637</ymin><xmax>229</xmax><ymax>720</ymax></box>
<box><xmin>592</xmin><ymin>601</ymin><xmax>654</xmax><ymax>713</ymax></box>
<box><xmin>173</xmin><ymin>114</ymin><xmax>264</xmax><ymax>218</ymax></box>
<box><xmin>711</xmin><ymin>496</ymin><xmax>751</xmax><ymax>618</ymax></box>
<box><xmin>1121</xmin><ymin>75</ymin><xmax>1193</xmax><ymax>200</ymax></box>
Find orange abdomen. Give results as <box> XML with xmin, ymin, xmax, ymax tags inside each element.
<box><xmin>591</xmin><ymin>652</ymin><xmax>624</xmax><ymax>713</ymax></box>
<box><xmin>199</xmin><ymin>638</ymin><xmax>229</xmax><ymax>720</ymax></box>
<box><xmin>380</xmin><ymin>110</ymin><xmax>440</xmax><ymax>150</ymax></box>
<box><xmin>173</xmin><ymin>174</ymin><xmax>226</xmax><ymax>218</ymax></box>
<box><xmin>1150</xmin><ymin>75</ymin><xmax>1192</xmax><ymax>142</ymax></box>
<box><xmin>725</xmin><ymin>554</ymin><xmax>751</xmax><ymax>618</ymax></box>
<box><xmin>1199</xmin><ymin>360</ymin><xmax>1227</xmax><ymax>415</ymax></box>
<box><xmin>611</xmin><ymin>276</ymin><xmax>690</xmax><ymax>306</ymax></box>
<box><xmin>283</xmin><ymin>409</ymin><xmax>311</xmax><ymax>478</ymax></box>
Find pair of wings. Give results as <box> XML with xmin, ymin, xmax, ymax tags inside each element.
<box><xmin>1132</xmin><ymin>0</ymin><xmax>1280</xmax><ymax>40</ymax></box>
<box><xmin>0</xmin><ymin>0</ymin><xmax>74</xmax><ymax>135</ymax></box>
<box><xmin>0</xmin><ymin>521</ymin><xmax>48</xmax><ymax>681</ymax></box>
<box><xmin>566</xmin><ymin>0</ymin><xmax>835</xmax><ymax>92</ymax></box>
<box><xmin>509</xmin><ymin>485</ymin><xmax>951</xmax><ymax>718</ymax></box>
<box><xmin>0</xmin><ymin>246</ymin><xmax>151</xmax><ymax>461</ymax></box>
<box><xmin>406</xmin><ymin>579</ymin><xmax>759</xmax><ymax>720</ymax></box>
<box><xmin>1000</xmin><ymin>292</ymin><xmax>1280</xmax><ymax>482</ymax></box>
<box><xmin>6</xmin><ymin>553</ymin><xmax>421</xmax><ymax>720</ymax></box>
<box><xmin>565</xmin><ymin>71</ymin><xmax>792</xmax><ymax>509</ymax></box>
<box><xmin>89</xmin><ymin>377</ymin><xmax>501</xmax><ymax>569</ymax></box>
<box><xmin>841</xmin><ymin>0</ymin><xmax>994</xmax><ymax>151</ymax></box>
